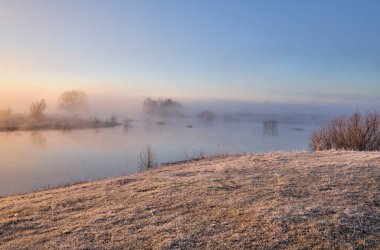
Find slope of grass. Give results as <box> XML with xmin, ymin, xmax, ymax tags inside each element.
<box><xmin>0</xmin><ymin>151</ymin><xmax>379</xmax><ymax>249</ymax></box>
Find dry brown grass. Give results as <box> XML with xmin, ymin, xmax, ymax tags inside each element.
<box><xmin>0</xmin><ymin>151</ymin><xmax>379</xmax><ymax>249</ymax></box>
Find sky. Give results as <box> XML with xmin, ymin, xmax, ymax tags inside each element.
<box><xmin>0</xmin><ymin>0</ymin><xmax>379</xmax><ymax>112</ymax></box>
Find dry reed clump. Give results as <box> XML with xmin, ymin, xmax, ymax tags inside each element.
<box><xmin>181</xmin><ymin>148</ymin><xmax>233</xmax><ymax>163</ymax></box>
<box><xmin>138</xmin><ymin>144</ymin><xmax>158</xmax><ymax>171</ymax></box>
<box><xmin>184</xmin><ymin>149</ymin><xmax>209</xmax><ymax>161</ymax></box>
<box><xmin>311</xmin><ymin>112</ymin><xmax>380</xmax><ymax>151</ymax></box>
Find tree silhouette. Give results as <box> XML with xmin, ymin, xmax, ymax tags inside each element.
<box><xmin>30</xmin><ymin>99</ymin><xmax>47</xmax><ymax>120</ymax></box>
<box><xmin>58</xmin><ymin>90</ymin><xmax>87</xmax><ymax>116</ymax></box>
<box><xmin>143</xmin><ymin>97</ymin><xmax>181</xmax><ymax>116</ymax></box>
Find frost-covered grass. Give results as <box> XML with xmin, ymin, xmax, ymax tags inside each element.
<box><xmin>0</xmin><ymin>151</ymin><xmax>379</xmax><ymax>249</ymax></box>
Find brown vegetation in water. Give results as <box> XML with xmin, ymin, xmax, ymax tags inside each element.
<box><xmin>0</xmin><ymin>151</ymin><xmax>379</xmax><ymax>249</ymax></box>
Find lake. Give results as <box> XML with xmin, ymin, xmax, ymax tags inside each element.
<box><xmin>0</xmin><ymin>117</ymin><xmax>319</xmax><ymax>196</ymax></box>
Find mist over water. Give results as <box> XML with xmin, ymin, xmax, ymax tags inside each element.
<box><xmin>2</xmin><ymin>86</ymin><xmax>379</xmax><ymax>119</ymax></box>
<box><xmin>0</xmin><ymin>110</ymin><xmax>320</xmax><ymax>196</ymax></box>
<box><xmin>1</xmin><ymin>90</ymin><xmax>379</xmax><ymax>196</ymax></box>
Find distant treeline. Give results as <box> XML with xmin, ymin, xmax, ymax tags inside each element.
<box><xmin>143</xmin><ymin>97</ymin><xmax>183</xmax><ymax>117</ymax></box>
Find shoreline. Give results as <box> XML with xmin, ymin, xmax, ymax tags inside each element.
<box><xmin>0</xmin><ymin>151</ymin><xmax>379</xmax><ymax>248</ymax></box>
<box><xmin>0</xmin><ymin>154</ymin><xmax>243</xmax><ymax>198</ymax></box>
<box><xmin>0</xmin><ymin>115</ymin><xmax>121</xmax><ymax>132</ymax></box>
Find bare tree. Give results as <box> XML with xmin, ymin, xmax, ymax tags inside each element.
<box><xmin>0</xmin><ymin>107</ymin><xmax>14</xmax><ymax>129</ymax></box>
<box><xmin>58</xmin><ymin>90</ymin><xmax>87</xmax><ymax>116</ymax></box>
<box><xmin>30</xmin><ymin>99</ymin><xmax>47</xmax><ymax>120</ymax></box>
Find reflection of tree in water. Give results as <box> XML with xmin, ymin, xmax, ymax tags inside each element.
<box><xmin>123</xmin><ymin>119</ymin><xmax>133</xmax><ymax>133</ymax></box>
<box><xmin>263</xmin><ymin>120</ymin><xmax>278</xmax><ymax>136</ymax></box>
<box><xmin>197</xmin><ymin>111</ymin><xmax>216</xmax><ymax>122</ymax></box>
<box><xmin>30</xmin><ymin>131</ymin><xmax>47</xmax><ymax>147</ymax></box>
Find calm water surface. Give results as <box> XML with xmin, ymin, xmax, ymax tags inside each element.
<box><xmin>0</xmin><ymin>119</ymin><xmax>318</xmax><ymax>196</ymax></box>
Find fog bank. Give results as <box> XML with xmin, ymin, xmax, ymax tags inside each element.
<box><xmin>1</xmin><ymin>88</ymin><xmax>379</xmax><ymax>122</ymax></box>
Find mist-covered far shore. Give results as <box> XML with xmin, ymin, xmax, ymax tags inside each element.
<box><xmin>1</xmin><ymin>87</ymin><xmax>379</xmax><ymax>127</ymax></box>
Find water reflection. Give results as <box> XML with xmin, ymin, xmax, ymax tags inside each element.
<box><xmin>30</xmin><ymin>131</ymin><xmax>47</xmax><ymax>148</ymax></box>
<box><xmin>263</xmin><ymin>120</ymin><xmax>278</xmax><ymax>136</ymax></box>
<box><xmin>0</xmin><ymin>119</ymin><xmax>317</xmax><ymax>196</ymax></box>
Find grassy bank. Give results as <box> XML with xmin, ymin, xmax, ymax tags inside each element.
<box><xmin>0</xmin><ymin>151</ymin><xmax>379</xmax><ymax>249</ymax></box>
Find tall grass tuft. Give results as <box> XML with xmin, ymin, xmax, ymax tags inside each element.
<box><xmin>138</xmin><ymin>144</ymin><xmax>158</xmax><ymax>171</ymax></box>
<box><xmin>311</xmin><ymin>112</ymin><xmax>380</xmax><ymax>151</ymax></box>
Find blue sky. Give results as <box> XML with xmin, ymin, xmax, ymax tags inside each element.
<box><xmin>0</xmin><ymin>0</ymin><xmax>379</xmax><ymax>105</ymax></box>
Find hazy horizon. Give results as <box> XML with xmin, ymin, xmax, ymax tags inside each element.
<box><xmin>1</xmin><ymin>1</ymin><xmax>380</xmax><ymax>111</ymax></box>
<box><xmin>1</xmin><ymin>86</ymin><xmax>379</xmax><ymax>119</ymax></box>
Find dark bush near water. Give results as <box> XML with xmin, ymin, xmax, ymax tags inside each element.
<box><xmin>311</xmin><ymin>112</ymin><xmax>380</xmax><ymax>151</ymax></box>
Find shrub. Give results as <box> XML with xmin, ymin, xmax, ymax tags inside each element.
<box><xmin>311</xmin><ymin>112</ymin><xmax>380</xmax><ymax>151</ymax></box>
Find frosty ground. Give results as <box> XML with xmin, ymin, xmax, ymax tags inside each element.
<box><xmin>0</xmin><ymin>151</ymin><xmax>379</xmax><ymax>249</ymax></box>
